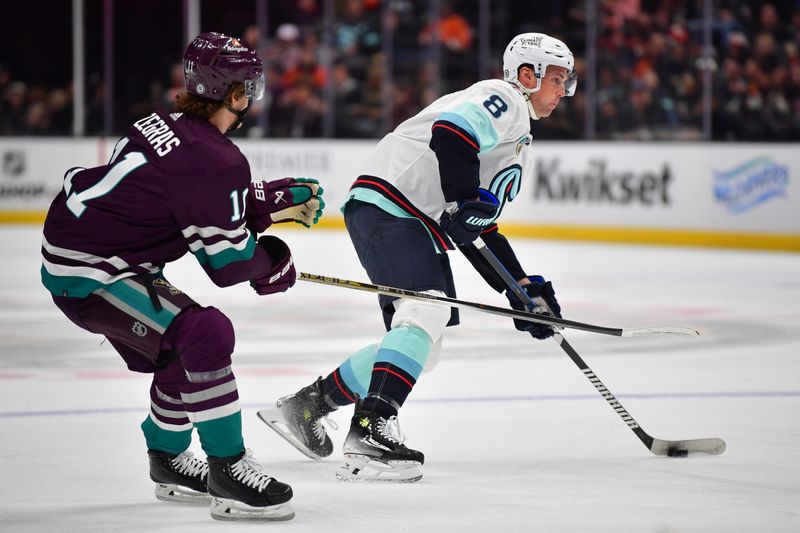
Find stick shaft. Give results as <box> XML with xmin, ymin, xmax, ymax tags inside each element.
<box><xmin>470</xmin><ymin>241</ymin><xmax>658</xmax><ymax>451</ymax></box>
<box><xmin>299</xmin><ymin>272</ymin><xmax>624</xmax><ymax>335</ymax></box>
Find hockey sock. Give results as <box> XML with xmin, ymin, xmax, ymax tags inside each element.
<box><xmin>141</xmin><ymin>380</ymin><xmax>192</xmax><ymax>454</ymax></box>
<box><xmin>193</xmin><ymin>411</ymin><xmax>244</xmax><ymax>459</ymax></box>
<box><xmin>362</xmin><ymin>325</ymin><xmax>432</xmax><ymax>417</ymax></box>
<box><xmin>181</xmin><ymin>371</ymin><xmax>244</xmax><ymax>458</ymax></box>
<box><xmin>321</xmin><ymin>343</ymin><xmax>377</xmax><ymax>406</ymax></box>
<box><xmin>166</xmin><ymin>306</ymin><xmax>243</xmax><ymax>458</ymax></box>
<box><xmin>141</xmin><ymin>417</ymin><xmax>192</xmax><ymax>455</ymax></box>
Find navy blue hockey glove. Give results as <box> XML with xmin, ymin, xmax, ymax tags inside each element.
<box><xmin>506</xmin><ymin>276</ymin><xmax>562</xmax><ymax>340</ymax></box>
<box><xmin>250</xmin><ymin>236</ymin><xmax>296</xmax><ymax>295</ymax></box>
<box><xmin>443</xmin><ymin>189</ymin><xmax>499</xmax><ymax>245</ymax></box>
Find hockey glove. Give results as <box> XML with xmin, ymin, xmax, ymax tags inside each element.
<box><xmin>442</xmin><ymin>189</ymin><xmax>499</xmax><ymax>245</ymax></box>
<box><xmin>250</xmin><ymin>236</ymin><xmax>296</xmax><ymax>295</ymax></box>
<box><xmin>506</xmin><ymin>276</ymin><xmax>562</xmax><ymax>340</ymax></box>
<box><xmin>247</xmin><ymin>178</ymin><xmax>325</xmax><ymax>233</ymax></box>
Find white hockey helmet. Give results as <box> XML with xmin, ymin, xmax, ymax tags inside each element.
<box><xmin>503</xmin><ymin>32</ymin><xmax>577</xmax><ymax>99</ymax></box>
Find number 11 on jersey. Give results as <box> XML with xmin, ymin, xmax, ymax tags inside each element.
<box><xmin>229</xmin><ymin>188</ymin><xmax>249</xmax><ymax>222</ymax></box>
<box><xmin>65</xmin><ymin>152</ymin><xmax>148</xmax><ymax>218</ymax></box>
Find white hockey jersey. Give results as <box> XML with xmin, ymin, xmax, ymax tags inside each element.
<box><xmin>344</xmin><ymin>79</ymin><xmax>534</xmax><ymax>251</ymax></box>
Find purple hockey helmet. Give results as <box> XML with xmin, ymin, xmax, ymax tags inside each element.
<box><xmin>183</xmin><ymin>32</ymin><xmax>265</xmax><ymax>101</ymax></box>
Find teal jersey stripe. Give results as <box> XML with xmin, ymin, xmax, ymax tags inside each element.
<box><xmin>438</xmin><ymin>111</ymin><xmax>480</xmax><ymax>144</ymax></box>
<box><xmin>342</xmin><ymin>188</ymin><xmax>446</xmax><ymax>253</ymax></box>
<box><xmin>41</xmin><ymin>265</ymin><xmax>107</xmax><ymax>298</ymax></box>
<box><xmin>104</xmin><ymin>279</ymin><xmax>178</xmax><ymax>330</ymax></box>
<box><xmin>193</xmin><ymin>235</ymin><xmax>256</xmax><ymax>270</ymax></box>
<box><xmin>341</xmin><ymin>187</ymin><xmax>412</xmax><ymax>217</ymax></box>
<box><xmin>448</xmin><ymin>101</ymin><xmax>500</xmax><ymax>152</ymax></box>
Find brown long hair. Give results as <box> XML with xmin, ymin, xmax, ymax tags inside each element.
<box><xmin>174</xmin><ymin>83</ymin><xmax>245</xmax><ymax>119</ymax></box>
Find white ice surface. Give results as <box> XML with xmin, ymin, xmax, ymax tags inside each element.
<box><xmin>1</xmin><ymin>226</ymin><xmax>799</xmax><ymax>532</ymax></box>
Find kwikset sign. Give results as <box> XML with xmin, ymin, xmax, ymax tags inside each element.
<box><xmin>533</xmin><ymin>157</ymin><xmax>672</xmax><ymax>206</ymax></box>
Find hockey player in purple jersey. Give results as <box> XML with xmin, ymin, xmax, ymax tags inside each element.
<box><xmin>259</xmin><ymin>33</ymin><xmax>575</xmax><ymax>481</ymax></box>
<box><xmin>40</xmin><ymin>32</ymin><xmax>323</xmax><ymax>521</ymax></box>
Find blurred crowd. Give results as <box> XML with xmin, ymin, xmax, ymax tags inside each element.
<box><xmin>1</xmin><ymin>0</ymin><xmax>799</xmax><ymax>141</ymax></box>
<box><xmin>244</xmin><ymin>0</ymin><xmax>482</xmax><ymax>138</ymax></box>
<box><xmin>594</xmin><ymin>0</ymin><xmax>800</xmax><ymax>141</ymax></box>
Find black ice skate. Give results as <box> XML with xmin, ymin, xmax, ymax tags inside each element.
<box><xmin>336</xmin><ymin>410</ymin><xmax>424</xmax><ymax>483</ymax></box>
<box><xmin>257</xmin><ymin>377</ymin><xmax>338</xmax><ymax>460</ymax></box>
<box><xmin>148</xmin><ymin>449</ymin><xmax>211</xmax><ymax>503</ymax></box>
<box><xmin>207</xmin><ymin>449</ymin><xmax>294</xmax><ymax>521</ymax></box>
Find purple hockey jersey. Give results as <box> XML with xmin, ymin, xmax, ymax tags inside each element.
<box><xmin>41</xmin><ymin>111</ymin><xmax>272</xmax><ymax>298</ymax></box>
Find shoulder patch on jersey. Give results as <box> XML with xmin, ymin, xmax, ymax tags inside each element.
<box><xmin>515</xmin><ymin>134</ymin><xmax>532</xmax><ymax>155</ymax></box>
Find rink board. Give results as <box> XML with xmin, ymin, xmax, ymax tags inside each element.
<box><xmin>1</xmin><ymin>137</ymin><xmax>798</xmax><ymax>251</ymax></box>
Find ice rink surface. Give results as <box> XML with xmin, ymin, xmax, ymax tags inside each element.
<box><xmin>1</xmin><ymin>226</ymin><xmax>799</xmax><ymax>532</ymax></box>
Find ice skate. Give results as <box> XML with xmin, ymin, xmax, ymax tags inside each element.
<box><xmin>258</xmin><ymin>377</ymin><xmax>338</xmax><ymax>460</ymax></box>
<box><xmin>207</xmin><ymin>449</ymin><xmax>294</xmax><ymax>521</ymax></box>
<box><xmin>336</xmin><ymin>410</ymin><xmax>424</xmax><ymax>483</ymax></box>
<box><xmin>148</xmin><ymin>449</ymin><xmax>211</xmax><ymax>503</ymax></box>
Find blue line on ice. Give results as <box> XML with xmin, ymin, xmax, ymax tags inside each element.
<box><xmin>1</xmin><ymin>390</ymin><xmax>798</xmax><ymax>418</ymax></box>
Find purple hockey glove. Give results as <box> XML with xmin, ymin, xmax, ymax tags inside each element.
<box><xmin>246</xmin><ymin>178</ymin><xmax>325</xmax><ymax>234</ymax></box>
<box><xmin>250</xmin><ymin>236</ymin><xmax>296</xmax><ymax>295</ymax></box>
<box><xmin>506</xmin><ymin>276</ymin><xmax>562</xmax><ymax>340</ymax></box>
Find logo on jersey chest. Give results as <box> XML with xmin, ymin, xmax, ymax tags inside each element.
<box><xmin>477</xmin><ymin>165</ymin><xmax>522</xmax><ymax>225</ymax></box>
<box><xmin>486</xmin><ymin>164</ymin><xmax>522</xmax><ymax>209</ymax></box>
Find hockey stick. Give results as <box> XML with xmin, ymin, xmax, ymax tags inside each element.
<box><xmin>470</xmin><ymin>240</ymin><xmax>726</xmax><ymax>457</ymax></box>
<box><xmin>299</xmin><ymin>272</ymin><xmax>698</xmax><ymax>338</ymax></box>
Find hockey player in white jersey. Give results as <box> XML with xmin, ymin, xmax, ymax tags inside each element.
<box><xmin>259</xmin><ymin>32</ymin><xmax>576</xmax><ymax>481</ymax></box>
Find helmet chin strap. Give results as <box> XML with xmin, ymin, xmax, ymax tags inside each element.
<box><xmin>509</xmin><ymin>81</ymin><xmax>540</xmax><ymax>120</ymax></box>
<box><xmin>522</xmin><ymin>90</ymin><xmax>540</xmax><ymax>120</ymax></box>
<box><xmin>225</xmin><ymin>98</ymin><xmax>252</xmax><ymax>132</ymax></box>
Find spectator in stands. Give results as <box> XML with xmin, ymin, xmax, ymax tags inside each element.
<box><xmin>1</xmin><ymin>82</ymin><xmax>28</xmax><ymax>135</ymax></box>
<box><xmin>294</xmin><ymin>0</ymin><xmax>322</xmax><ymax>35</ymax></box>
<box><xmin>265</xmin><ymin>23</ymin><xmax>303</xmax><ymax>76</ymax></box>
<box><xmin>271</xmin><ymin>41</ymin><xmax>327</xmax><ymax>141</ymax></box>
<box><xmin>335</xmin><ymin>0</ymin><xmax>381</xmax><ymax>78</ymax></box>
<box><xmin>418</xmin><ymin>1</ymin><xmax>475</xmax><ymax>93</ymax></box>
<box><xmin>333</xmin><ymin>52</ymin><xmax>383</xmax><ymax>138</ymax></box>
<box><xmin>331</xmin><ymin>60</ymin><xmax>368</xmax><ymax>137</ymax></box>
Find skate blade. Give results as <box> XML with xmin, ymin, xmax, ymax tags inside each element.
<box><xmin>257</xmin><ymin>408</ymin><xmax>326</xmax><ymax>461</ymax></box>
<box><xmin>154</xmin><ymin>483</ymin><xmax>211</xmax><ymax>504</ymax></box>
<box><xmin>336</xmin><ymin>454</ymin><xmax>423</xmax><ymax>483</ymax></box>
<box><xmin>210</xmin><ymin>497</ymin><xmax>295</xmax><ymax>521</ymax></box>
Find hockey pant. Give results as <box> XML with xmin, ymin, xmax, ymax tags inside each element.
<box><xmin>52</xmin><ymin>273</ymin><xmax>244</xmax><ymax>458</ymax></box>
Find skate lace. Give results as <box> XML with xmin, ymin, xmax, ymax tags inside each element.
<box><xmin>313</xmin><ymin>415</ymin><xmax>338</xmax><ymax>443</ymax></box>
<box><xmin>171</xmin><ymin>450</ymin><xmax>208</xmax><ymax>478</ymax></box>
<box><xmin>231</xmin><ymin>449</ymin><xmax>274</xmax><ymax>492</ymax></box>
<box><xmin>376</xmin><ymin>416</ymin><xmax>406</xmax><ymax>445</ymax></box>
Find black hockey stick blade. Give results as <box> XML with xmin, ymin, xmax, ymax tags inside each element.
<box><xmin>651</xmin><ymin>437</ymin><xmax>727</xmax><ymax>456</ymax></box>
<box><xmin>299</xmin><ymin>273</ymin><xmax>698</xmax><ymax>338</ymax></box>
